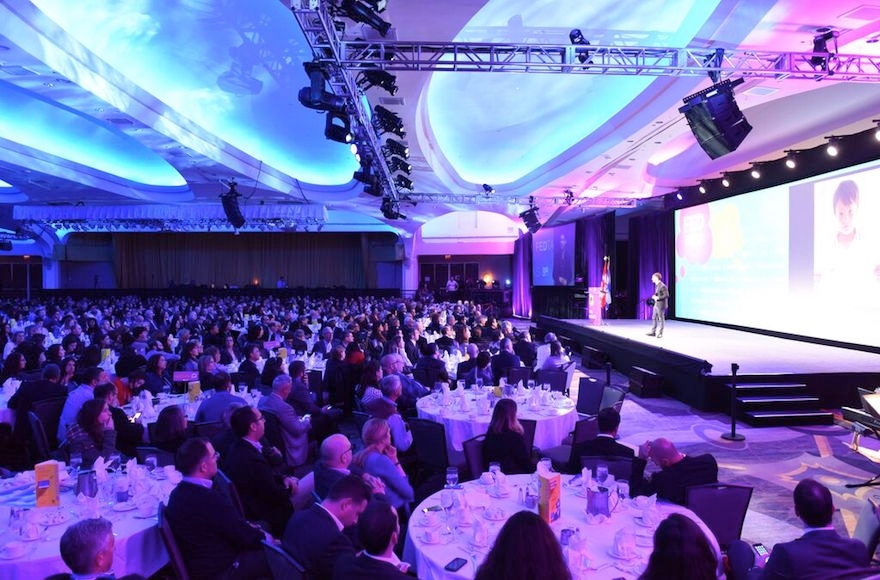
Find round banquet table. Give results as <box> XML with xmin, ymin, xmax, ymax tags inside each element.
<box><xmin>0</xmin><ymin>469</ymin><xmax>176</xmax><ymax>579</ymax></box>
<box><xmin>403</xmin><ymin>474</ymin><xmax>723</xmax><ymax>580</ymax></box>
<box><xmin>416</xmin><ymin>392</ymin><xmax>578</xmax><ymax>463</ymax></box>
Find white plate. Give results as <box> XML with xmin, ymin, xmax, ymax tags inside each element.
<box><xmin>468</xmin><ymin>538</ymin><xmax>490</xmax><ymax>550</ymax></box>
<box><xmin>635</xmin><ymin>533</ymin><xmax>653</xmax><ymax>548</ymax></box>
<box><xmin>483</xmin><ymin>509</ymin><xmax>506</xmax><ymax>521</ymax></box>
<box><xmin>415</xmin><ymin>516</ymin><xmax>441</xmax><ymax>528</ymax></box>
<box><xmin>21</xmin><ymin>530</ymin><xmax>46</xmax><ymax>542</ymax></box>
<box><xmin>40</xmin><ymin>511</ymin><xmax>72</xmax><ymax>526</ymax></box>
<box><xmin>134</xmin><ymin>510</ymin><xmax>158</xmax><ymax>519</ymax></box>
<box><xmin>419</xmin><ymin>533</ymin><xmax>449</xmax><ymax>545</ymax></box>
<box><xmin>607</xmin><ymin>547</ymin><xmax>639</xmax><ymax>561</ymax></box>
<box><xmin>112</xmin><ymin>502</ymin><xmax>137</xmax><ymax>512</ymax></box>
<box><xmin>487</xmin><ymin>488</ymin><xmax>511</xmax><ymax>498</ymax></box>
<box><xmin>0</xmin><ymin>544</ymin><xmax>35</xmax><ymax>560</ymax></box>
<box><xmin>633</xmin><ymin>515</ymin><xmax>659</xmax><ymax>528</ymax></box>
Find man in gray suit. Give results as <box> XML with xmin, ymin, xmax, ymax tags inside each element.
<box><xmin>258</xmin><ymin>374</ymin><xmax>311</xmax><ymax>469</ymax></box>
<box><xmin>647</xmin><ymin>272</ymin><xmax>669</xmax><ymax>338</ymax></box>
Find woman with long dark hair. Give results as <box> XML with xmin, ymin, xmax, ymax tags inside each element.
<box><xmin>153</xmin><ymin>405</ymin><xmax>188</xmax><ymax>454</ymax></box>
<box><xmin>639</xmin><ymin>513</ymin><xmax>718</xmax><ymax>580</ymax></box>
<box><xmin>64</xmin><ymin>399</ymin><xmax>120</xmax><ymax>468</ymax></box>
<box><xmin>143</xmin><ymin>353</ymin><xmax>172</xmax><ymax>395</ymax></box>
<box><xmin>475</xmin><ymin>511</ymin><xmax>571</xmax><ymax>580</ymax></box>
<box><xmin>482</xmin><ymin>398</ymin><xmax>532</xmax><ymax>474</ymax></box>
<box><xmin>0</xmin><ymin>352</ymin><xmax>26</xmax><ymax>386</ymax></box>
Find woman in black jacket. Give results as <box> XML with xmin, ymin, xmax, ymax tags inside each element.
<box><xmin>482</xmin><ymin>399</ymin><xmax>533</xmax><ymax>474</ymax></box>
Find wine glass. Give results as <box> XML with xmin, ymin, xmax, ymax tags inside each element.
<box><xmin>144</xmin><ymin>455</ymin><xmax>158</xmax><ymax>476</ymax></box>
<box><xmin>617</xmin><ymin>479</ymin><xmax>630</xmax><ymax>504</ymax></box>
<box><xmin>69</xmin><ymin>452</ymin><xmax>83</xmax><ymax>476</ymax></box>
<box><xmin>596</xmin><ymin>464</ymin><xmax>609</xmax><ymax>486</ymax></box>
<box><xmin>445</xmin><ymin>467</ymin><xmax>459</xmax><ymax>489</ymax></box>
<box><xmin>440</xmin><ymin>490</ymin><xmax>455</xmax><ymax>535</ymax></box>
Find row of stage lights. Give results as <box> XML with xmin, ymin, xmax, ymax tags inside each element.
<box><xmin>670</xmin><ymin>122</ymin><xmax>880</xmax><ymax>204</ymax></box>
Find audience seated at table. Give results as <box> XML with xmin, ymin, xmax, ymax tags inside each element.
<box><xmin>258</xmin><ymin>373</ymin><xmax>311</xmax><ymax>469</ymax></box>
<box><xmin>413</xmin><ymin>343</ymin><xmax>449</xmax><ymax>383</ymax></box>
<box><xmin>534</xmin><ymin>332</ymin><xmax>557</xmax><ymax>370</ymax></box>
<box><xmin>223</xmin><ymin>405</ymin><xmax>298</xmax><ymax>536</ymax></box>
<box><xmin>165</xmin><ymin>438</ymin><xmax>271</xmax><ymax>580</ymax></box>
<box><xmin>93</xmin><ymin>383</ymin><xmax>144</xmax><ymax>458</ymax></box>
<box><xmin>456</xmin><ymin>343</ymin><xmax>480</xmax><ymax>378</ymax></box>
<box><xmin>194</xmin><ymin>370</ymin><xmax>246</xmax><ymax>423</ymax></box>
<box><xmin>637</xmin><ymin>438</ymin><xmax>718</xmax><ymax>505</ymax></box>
<box><xmin>57</xmin><ymin>367</ymin><xmax>108</xmax><ymax>445</ymax></box>
<box><xmin>142</xmin><ymin>354</ymin><xmax>172</xmax><ymax>396</ymax></box>
<box><xmin>490</xmin><ymin>338</ymin><xmax>522</xmax><ymax>384</ymax></box>
<box><xmin>314</xmin><ymin>433</ymin><xmax>386</xmax><ymax>499</ymax></box>
<box><xmin>475</xmin><ymin>510</ymin><xmax>571</xmax><ymax>580</ymax></box>
<box><xmin>639</xmin><ymin>513</ymin><xmax>719</xmax><ymax>580</ymax></box>
<box><xmin>483</xmin><ymin>399</ymin><xmax>533</xmax><ymax>474</ymax></box>
<box><xmin>282</xmin><ymin>474</ymin><xmax>371</xmax><ymax>578</ymax></box>
<box><xmin>333</xmin><ymin>498</ymin><xmax>415</xmax><ymax>579</ymax></box>
<box><xmin>259</xmin><ymin>356</ymin><xmax>285</xmax><ymax>390</ymax></box>
<box><xmin>461</xmin><ymin>350</ymin><xmax>493</xmax><ymax>387</ymax></box>
<box><xmin>63</xmin><ymin>399</ymin><xmax>120</xmax><ymax>468</ymax></box>
<box><xmin>540</xmin><ymin>340</ymin><xmax>570</xmax><ymax>371</ymax></box>
<box><xmin>513</xmin><ymin>330</ymin><xmax>537</xmax><ymax>369</ymax></box>
<box><xmin>380</xmin><ymin>354</ymin><xmax>429</xmax><ymax>413</ymax></box>
<box><xmin>727</xmin><ymin>478</ymin><xmax>870</xmax><ymax>580</ymax></box>
<box><xmin>153</xmin><ymin>405</ymin><xmax>188</xmax><ymax>454</ymax></box>
<box><xmin>364</xmin><ymin>375</ymin><xmax>413</xmax><ymax>453</ymax></box>
<box><xmin>352</xmin><ymin>418</ymin><xmax>414</xmax><ymax>512</ymax></box>
<box><xmin>357</xmin><ymin>360</ymin><xmax>384</xmax><ymax>406</ymax></box>
<box><xmin>571</xmin><ymin>406</ymin><xmax>634</xmax><ymax>472</ymax></box>
<box><xmin>210</xmin><ymin>400</ymin><xmax>248</xmax><ymax>459</ymax></box>
<box><xmin>45</xmin><ymin>518</ymin><xmax>145</xmax><ymax>580</ymax></box>
<box><xmin>0</xmin><ymin>351</ymin><xmax>26</xmax><ymax>386</ymax></box>
<box><xmin>237</xmin><ymin>343</ymin><xmax>262</xmax><ymax>388</ymax></box>
<box><xmin>7</xmin><ymin>362</ymin><xmax>66</xmax><ymax>440</ymax></box>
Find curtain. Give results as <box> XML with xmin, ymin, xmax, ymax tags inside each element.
<box><xmin>577</xmin><ymin>212</ymin><xmax>615</xmax><ymax>290</ymax></box>
<box><xmin>629</xmin><ymin>213</ymin><xmax>673</xmax><ymax>320</ymax></box>
<box><xmin>512</xmin><ymin>232</ymin><xmax>532</xmax><ymax>318</ymax></box>
<box><xmin>112</xmin><ymin>233</ymin><xmax>373</xmax><ymax>289</ymax></box>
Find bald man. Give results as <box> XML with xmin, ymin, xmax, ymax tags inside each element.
<box><xmin>637</xmin><ymin>437</ymin><xmax>717</xmax><ymax>505</ymax></box>
<box><xmin>314</xmin><ymin>434</ymin><xmax>385</xmax><ymax>499</ymax></box>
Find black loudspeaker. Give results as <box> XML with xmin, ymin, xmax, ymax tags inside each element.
<box><xmin>519</xmin><ymin>208</ymin><xmax>541</xmax><ymax>233</ymax></box>
<box><xmin>629</xmin><ymin>366</ymin><xmax>663</xmax><ymax>398</ymax></box>
<box><xmin>221</xmin><ymin>193</ymin><xmax>245</xmax><ymax>229</ymax></box>
<box><xmin>680</xmin><ymin>84</ymin><xmax>752</xmax><ymax>160</ymax></box>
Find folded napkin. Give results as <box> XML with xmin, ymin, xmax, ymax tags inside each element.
<box><xmin>94</xmin><ymin>457</ymin><xmax>107</xmax><ymax>483</ymax></box>
<box><xmin>472</xmin><ymin>519</ymin><xmax>489</xmax><ymax>546</ymax></box>
<box><xmin>125</xmin><ymin>458</ymin><xmax>138</xmax><ymax>475</ymax></box>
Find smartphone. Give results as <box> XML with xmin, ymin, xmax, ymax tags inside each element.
<box><xmin>444</xmin><ymin>558</ymin><xmax>467</xmax><ymax>572</ymax></box>
<box><xmin>753</xmin><ymin>543</ymin><xmax>769</xmax><ymax>557</ymax></box>
<box><xmin>129</xmin><ymin>412</ymin><xmax>141</xmax><ymax>423</ymax></box>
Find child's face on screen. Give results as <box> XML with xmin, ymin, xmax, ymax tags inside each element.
<box><xmin>835</xmin><ymin>200</ymin><xmax>857</xmax><ymax>235</ymax></box>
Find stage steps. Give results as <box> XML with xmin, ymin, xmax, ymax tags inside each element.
<box><xmin>729</xmin><ymin>382</ymin><xmax>834</xmax><ymax>426</ymax></box>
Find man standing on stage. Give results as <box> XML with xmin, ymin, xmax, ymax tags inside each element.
<box><xmin>647</xmin><ymin>272</ymin><xmax>668</xmax><ymax>338</ymax></box>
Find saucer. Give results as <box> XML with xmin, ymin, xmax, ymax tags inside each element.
<box><xmin>40</xmin><ymin>511</ymin><xmax>72</xmax><ymax>526</ymax></box>
<box><xmin>420</xmin><ymin>533</ymin><xmax>450</xmax><ymax>545</ymax></box>
<box><xmin>468</xmin><ymin>538</ymin><xmax>490</xmax><ymax>549</ymax></box>
<box><xmin>633</xmin><ymin>515</ymin><xmax>659</xmax><ymax>528</ymax></box>
<box><xmin>416</xmin><ymin>516</ymin><xmax>441</xmax><ymax>528</ymax></box>
<box><xmin>607</xmin><ymin>547</ymin><xmax>639</xmax><ymax>561</ymax></box>
<box><xmin>113</xmin><ymin>502</ymin><xmax>137</xmax><ymax>512</ymax></box>
<box><xmin>635</xmin><ymin>533</ymin><xmax>654</xmax><ymax>548</ymax></box>
<box><xmin>483</xmin><ymin>508</ymin><xmax>506</xmax><ymax>521</ymax></box>
<box><xmin>21</xmin><ymin>530</ymin><xmax>45</xmax><ymax>542</ymax></box>
<box><xmin>0</xmin><ymin>543</ymin><xmax>34</xmax><ymax>560</ymax></box>
<box><xmin>488</xmin><ymin>488</ymin><xmax>511</xmax><ymax>498</ymax></box>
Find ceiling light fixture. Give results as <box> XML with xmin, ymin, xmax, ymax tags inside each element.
<box><xmin>357</xmin><ymin>69</ymin><xmax>398</xmax><ymax>95</ymax></box>
<box><xmin>340</xmin><ymin>0</ymin><xmax>391</xmax><ymax>36</ymax></box>
<box><xmin>750</xmin><ymin>164</ymin><xmax>761</xmax><ymax>179</ymax></box>
<box><xmin>721</xmin><ymin>175</ymin><xmax>730</xmax><ymax>188</ymax></box>
<box><xmin>298</xmin><ymin>62</ymin><xmax>347</xmax><ymax>113</ymax></box>
<box><xmin>569</xmin><ymin>29</ymin><xmax>593</xmax><ymax>66</ymax></box>
<box><xmin>394</xmin><ymin>175</ymin><xmax>414</xmax><ymax>190</ymax></box>
<box><xmin>825</xmin><ymin>137</ymin><xmax>839</xmax><ymax>157</ymax></box>
<box><xmin>324</xmin><ymin>111</ymin><xmax>352</xmax><ymax>143</ymax></box>
<box><xmin>873</xmin><ymin>119</ymin><xmax>880</xmax><ymax>141</ymax></box>
<box><xmin>784</xmin><ymin>150</ymin><xmax>797</xmax><ymax>168</ymax></box>
<box><xmin>384</xmin><ymin>138</ymin><xmax>409</xmax><ymax>159</ymax></box>
<box><xmin>698</xmin><ymin>182</ymin><xmax>707</xmax><ymax>194</ymax></box>
<box><xmin>388</xmin><ymin>155</ymin><xmax>412</xmax><ymax>174</ymax></box>
<box><xmin>482</xmin><ymin>184</ymin><xmax>495</xmax><ymax>194</ymax></box>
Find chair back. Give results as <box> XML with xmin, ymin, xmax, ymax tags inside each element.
<box><xmin>136</xmin><ymin>446</ymin><xmax>176</xmax><ymax>467</ymax></box>
<box><xmin>263</xmin><ymin>539</ymin><xmax>307</xmax><ymax>580</ymax></box>
<box><xmin>685</xmin><ymin>483</ymin><xmax>753</xmax><ymax>550</ymax></box>
<box><xmin>462</xmin><ymin>434</ymin><xmax>486</xmax><ymax>481</ymax></box>
<box><xmin>352</xmin><ymin>411</ymin><xmax>370</xmax><ymax>440</ymax></box>
<box><xmin>408</xmin><ymin>418</ymin><xmax>449</xmax><ymax>477</ymax></box>
<box><xmin>214</xmin><ymin>468</ymin><xmax>246</xmax><ymax>517</ymax></box>
<box><xmin>600</xmin><ymin>386</ymin><xmax>627</xmax><ymax>412</ymax></box>
<box><xmin>27</xmin><ymin>412</ymin><xmax>51</xmax><ymax>464</ymax></box>
<box><xmin>306</xmin><ymin>370</ymin><xmax>324</xmax><ymax>403</ymax></box>
<box><xmin>260</xmin><ymin>411</ymin><xmax>288</xmax><ymax>460</ymax></box>
<box><xmin>190</xmin><ymin>421</ymin><xmax>224</xmax><ymax>440</ymax></box>
<box><xmin>567</xmin><ymin>417</ymin><xmax>599</xmax><ymax>467</ymax></box>
<box><xmin>853</xmin><ymin>496</ymin><xmax>880</xmax><ymax>560</ymax></box>
<box><xmin>576</xmin><ymin>377</ymin><xmax>605</xmax><ymax>416</ymax></box>
<box><xmin>412</xmin><ymin>367</ymin><xmax>443</xmax><ymax>391</ymax></box>
<box><xmin>580</xmin><ymin>455</ymin><xmax>646</xmax><ymax>484</ymax></box>
<box><xmin>32</xmin><ymin>396</ymin><xmax>66</xmax><ymax>451</ymax></box>
<box><xmin>506</xmin><ymin>367</ymin><xmax>533</xmax><ymax>387</ymax></box>
<box><xmin>520</xmin><ymin>418</ymin><xmax>537</xmax><ymax>453</ymax></box>
<box><xmin>158</xmin><ymin>503</ymin><xmax>191</xmax><ymax>580</ymax></box>
<box><xmin>535</xmin><ymin>369</ymin><xmax>568</xmax><ymax>393</ymax></box>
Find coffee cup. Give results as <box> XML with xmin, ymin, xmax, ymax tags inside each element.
<box><xmin>424</xmin><ymin>528</ymin><xmax>440</xmax><ymax>543</ymax></box>
<box><xmin>21</xmin><ymin>523</ymin><xmax>41</xmax><ymax>540</ymax></box>
<box><xmin>138</xmin><ymin>500</ymin><xmax>157</xmax><ymax>518</ymax></box>
<box><xmin>480</xmin><ymin>472</ymin><xmax>494</xmax><ymax>485</ymax></box>
<box><xmin>422</xmin><ymin>510</ymin><xmax>439</xmax><ymax>526</ymax></box>
<box><xmin>2</xmin><ymin>541</ymin><xmax>25</xmax><ymax>558</ymax></box>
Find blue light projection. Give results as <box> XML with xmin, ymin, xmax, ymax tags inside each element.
<box><xmin>0</xmin><ymin>80</ymin><xmax>186</xmax><ymax>188</ymax></box>
<box><xmin>32</xmin><ymin>0</ymin><xmax>358</xmax><ymax>186</ymax></box>
<box><xmin>423</xmin><ymin>0</ymin><xmax>720</xmax><ymax>185</ymax></box>
<box><xmin>0</xmin><ymin>179</ymin><xmax>12</xmax><ymax>188</ymax></box>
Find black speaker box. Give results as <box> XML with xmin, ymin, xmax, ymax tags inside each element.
<box><xmin>221</xmin><ymin>194</ymin><xmax>246</xmax><ymax>229</ymax></box>
<box><xmin>629</xmin><ymin>366</ymin><xmax>663</xmax><ymax>398</ymax></box>
<box><xmin>682</xmin><ymin>90</ymin><xmax>752</xmax><ymax>159</ymax></box>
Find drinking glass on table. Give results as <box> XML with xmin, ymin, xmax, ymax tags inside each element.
<box><xmin>617</xmin><ymin>479</ymin><xmax>630</xmax><ymax>503</ymax></box>
<box><xmin>108</xmin><ymin>453</ymin><xmax>122</xmax><ymax>472</ymax></box>
<box><xmin>144</xmin><ymin>454</ymin><xmax>158</xmax><ymax>476</ymax></box>
<box><xmin>596</xmin><ymin>464</ymin><xmax>609</xmax><ymax>486</ymax></box>
<box><xmin>476</xmin><ymin>378</ymin><xmax>484</xmax><ymax>389</ymax></box>
<box><xmin>440</xmin><ymin>490</ymin><xmax>455</xmax><ymax>535</ymax></box>
<box><xmin>446</xmin><ymin>467</ymin><xmax>459</xmax><ymax>489</ymax></box>
<box><xmin>488</xmin><ymin>462</ymin><xmax>501</xmax><ymax>480</ymax></box>
<box><xmin>69</xmin><ymin>452</ymin><xmax>83</xmax><ymax>475</ymax></box>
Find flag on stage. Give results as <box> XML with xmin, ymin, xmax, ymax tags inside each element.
<box><xmin>601</xmin><ymin>256</ymin><xmax>611</xmax><ymax>309</ymax></box>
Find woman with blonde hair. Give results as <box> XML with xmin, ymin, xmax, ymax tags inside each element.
<box><xmin>483</xmin><ymin>399</ymin><xmax>532</xmax><ymax>474</ymax></box>
<box><xmin>352</xmin><ymin>418</ymin><xmax>413</xmax><ymax>510</ymax></box>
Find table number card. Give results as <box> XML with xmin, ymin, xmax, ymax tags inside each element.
<box><xmin>35</xmin><ymin>460</ymin><xmax>60</xmax><ymax>507</ymax></box>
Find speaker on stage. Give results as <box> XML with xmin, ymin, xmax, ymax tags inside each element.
<box><xmin>221</xmin><ymin>184</ymin><xmax>245</xmax><ymax>229</ymax></box>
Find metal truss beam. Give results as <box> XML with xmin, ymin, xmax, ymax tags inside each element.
<box><xmin>402</xmin><ymin>192</ymin><xmax>637</xmax><ymax>208</ymax></box>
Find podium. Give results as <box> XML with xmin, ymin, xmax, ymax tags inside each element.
<box><xmin>587</xmin><ymin>287</ymin><xmax>604</xmax><ymax>326</ymax></box>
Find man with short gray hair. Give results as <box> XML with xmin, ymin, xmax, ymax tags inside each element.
<box><xmin>55</xmin><ymin>518</ymin><xmax>120</xmax><ymax>579</ymax></box>
<box><xmin>364</xmin><ymin>375</ymin><xmax>412</xmax><ymax>452</ymax></box>
<box><xmin>258</xmin><ymin>373</ymin><xmax>311</xmax><ymax>468</ymax></box>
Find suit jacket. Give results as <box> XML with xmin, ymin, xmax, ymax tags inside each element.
<box><xmin>165</xmin><ymin>481</ymin><xmax>265</xmax><ymax>580</ymax></box>
<box><xmin>483</xmin><ymin>430</ymin><xmax>532</xmax><ymax>474</ymax></box>
<box><xmin>653</xmin><ymin>281</ymin><xmax>669</xmax><ymax>307</ymax></box>
<box><xmin>109</xmin><ymin>405</ymin><xmax>145</xmax><ymax>458</ymax></box>
<box><xmin>573</xmin><ymin>435</ymin><xmax>634</xmax><ymax>461</ymax></box>
<box><xmin>237</xmin><ymin>359</ymin><xmax>261</xmax><ymax>387</ymax></box>
<box><xmin>7</xmin><ymin>379</ymin><xmax>67</xmax><ymax>440</ymax></box>
<box><xmin>414</xmin><ymin>356</ymin><xmax>446</xmax><ymax>377</ymax></box>
<box><xmin>643</xmin><ymin>453</ymin><xmax>718</xmax><ymax>505</ymax></box>
<box><xmin>333</xmin><ymin>553</ymin><xmax>415</xmax><ymax>580</ymax></box>
<box><xmin>311</xmin><ymin>340</ymin><xmax>334</xmax><ymax>357</ymax></box>
<box><xmin>759</xmin><ymin>529</ymin><xmax>869</xmax><ymax>580</ymax></box>
<box><xmin>282</xmin><ymin>504</ymin><xmax>355</xmax><ymax>579</ymax></box>
<box><xmin>258</xmin><ymin>393</ymin><xmax>310</xmax><ymax>467</ymax></box>
<box><xmin>194</xmin><ymin>391</ymin><xmax>247</xmax><ymax>423</ymax></box>
<box><xmin>513</xmin><ymin>340</ymin><xmax>538</xmax><ymax>368</ymax></box>
<box><xmin>223</xmin><ymin>437</ymin><xmax>293</xmax><ymax>536</ymax></box>
<box><xmin>490</xmin><ymin>351</ymin><xmax>522</xmax><ymax>384</ymax></box>
<box><xmin>286</xmin><ymin>377</ymin><xmax>321</xmax><ymax>416</ymax></box>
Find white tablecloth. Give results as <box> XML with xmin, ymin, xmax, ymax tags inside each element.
<box><xmin>403</xmin><ymin>474</ymin><xmax>722</xmax><ymax>580</ymax></box>
<box><xmin>417</xmin><ymin>393</ymin><xmax>577</xmax><ymax>462</ymax></box>
<box><xmin>0</xmin><ymin>471</ymin><xmax>173</xmax><ymax>579</ymax></box>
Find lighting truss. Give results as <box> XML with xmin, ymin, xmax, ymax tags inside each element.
<box><xmin>400</xmin><ymin>192</ymin><xmax>637</xmax><ymax>208</ymax></box>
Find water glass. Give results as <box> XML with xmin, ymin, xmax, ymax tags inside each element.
<box><xmin>617</xmin><ymin>479</ymin><xmax>630</xmax><ymax>502</ymax></box>
<box><xmin>596</xmin><ymin>464</ymin><xmax>609</xmax><ymax>485</ymax></box>
<box><xmin>527</xmin><ymin>379</ymin><xmax>535</xmax><ymax>390</ymax></box>
<box><xmin>445</xmin><ymin>467</ymin><xmax>459</xmax><ymax>488</ymax></box>
<box><xmin>108</xmin><ymin>453</ymin><xmax>122</xmax><ymax>472</ymax></box>
<box><xmin>144</xmin><ymin>455</ymin><xmax>158</xmax><ymax>475</ymax></box>
<box><xmin>476</xmin><ymin>378</ymin><xmax>484</xmax><ymax>388</ymax></box>
<box><xmin>162</xmin><ymin>383</ymin><xmax>171</xmax><ymax>398</ymax></box>
<box><xmin>539</xmin><ymin>458</ymin><xmax>553</xmax><ymax>473</ymax></box>
<box><xmin>488</xmin><ymin>462</ymin><xmax>501</xmax><ymax>478</ymax></box>
<box><xmin>440</xmin><ymin>490</ymin><xmax>455</xmax><ymax>535</ymax></box>
<box><xmin>69</xmin><ymin>452</ymin><xmax>83</xmax><ymax>475</ymax></box>
<box><xmin>542</xmin><ymin>382</ymin><xmax>550</xmax><ymax>392</ymax></box>
<box><xmin>457</xmin><ymin>380</ymin><xmax>465</xmax><ymax>391</ymax></box>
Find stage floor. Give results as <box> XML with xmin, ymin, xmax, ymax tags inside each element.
<box><xmin>557</xmin><ymin>319</ymin><xmax>880</xmax><ymax>377</ymax></box>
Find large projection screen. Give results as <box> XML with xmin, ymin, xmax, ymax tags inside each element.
<box><xmin>674</xmin><ymin>160</ymin><xmax>880</xmax><ymax>348</ymax></box>
<box><xmin>532</xmin><ymin>223</ymin><xmax>576</xmax><ymax>286</ymax></box>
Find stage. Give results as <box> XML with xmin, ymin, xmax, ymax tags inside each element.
<box><xmin>538</xmin><ymin>317</ymin><xmax>880</xmax><ymax>413</ymax></box>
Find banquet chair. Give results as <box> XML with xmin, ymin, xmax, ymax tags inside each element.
<box><xmin>135</xmin><ymin>446</ymin><xmax>176</xmax><ymax>467</ymax></box>
<box><xmin>306</xmin><ymin>370</ymin><xmax>324</xmax><ymax>403</ymax></box>
<box><xmin>535</xmin><ymin>369</ymin><xmax>568</xmax><ymax>393</ymax></box>
<box><xmin>27</xmin><ymin>412</ymin><xmax>51</xmax><ymax>464</ymax></box>
<box><xmin>158</xmin><ymin>503</ymin><xmax>191</xmax><ymax>580</ymax></box>
<box><xmin>32</xmin><ymin>396</ymin><xmax>67</xmax><ymax>451</ymax></box>
<box><xmin>520</xmin><ymin>418</ymin><xmax>538</xmax><ymax>454</ymax></box>
<box><xmin>263</xmin><ymin>539</ymin><xmax>308</xmax><ymax>580</ymax></box>
<box><xmin>506</xmin><ymin>367</ymin><xmax>533</xmax><ymax>387</ymax></box>
<box><xmin>852</xmin><ymin>495</ymin><xmax>880</xmax><ymax>562</ymax></box>
<box><xmin>462</xmin><ymin>434</ymin><xmax>486</xmax><ymax>481</ymax></box>
<box><xmin>214</xmin><ymin>469</ymin><xmax>246</xmax><ymax>518</ymax></box>
<box><xmin>408</xmin><ymin>418</ymin><xmax>450</xmax><ymax>486</ymax></box>
<box><xmin>600</xmin><ymin>386</ymin><xmax>627</xmax><ymax>413</ymax></box>
<box><xmin>685</xmin><ymin>483</ymin><xmax>753</xmax><ymax>550</ymax></box>
<box><xmin>413</xmin><ymin>367</ymin><xmax>444</xmax><ymax>391</ymax></box>
<box><xmin>260</xmin><ymin>411</ymin><xmax>288</xmax><ymax>462</ymax></box>
<box><xmin>352</xmin><ymin>411</ymin><xmax>370</xmax><ymax>441</ymax></box>
<box><xmin>576</xmin><ymin>377</ymin><xmax>604</xmax><ymax>417</ymax></box>
<box><xmin>580</xmin><ymin>455</ymin><xmax>646</xmax><ymax>485</ymax></box>
<box><xmin>190</xmin><ymin>420</ymin><xmax>225</xmax><ymax>440</ymax></box>
<box><xmin>541</xmin><ymin>416</ymin><xmax>599</xmax><ymax>473</ymax></box>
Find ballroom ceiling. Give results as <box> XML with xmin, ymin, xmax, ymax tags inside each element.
<box><xmin>0</xmin><ymin>0</ymin><xmax>879</xmax><ymax>246</ymax></box>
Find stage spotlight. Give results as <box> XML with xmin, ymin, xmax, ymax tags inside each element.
<box><xmin>358</xmin><ymin>70</ymin><xmax>398</xmax><ymax>95</ymax></box>
<box><xmin>784</xmin><ymin>151</ymin><xmax>797</xmax><ymax>168</ymax></box>
<box><xmin>750</xmin><ymin>165</ymin><xmax>761</xmax><ymax>179</ymax></box>
<box><xmin>394</xmin><ymin>175</ymin><xmax>414</xmax><ymax>190</ymax></box>
<box><xmin>340</xmin><ymin>0</ymin><xmax>391</xmax><ymax>36</ymax></box>
<box><xmin>324</xmin><ymin>111</ymin><xmax>352</xmax><ymax>143</ymax></box>
<box><xmin>826</xmin><ymin>139</ymin><xmax>839</xmax><ymax>157</ymax></box>
<box><xmin>810</xmin><ymin>28</ymin><xmax>838</xmax><ymax>71</ymax></box>
<box><xmin>482</xmin><ymin>184</ymin><xmax>495</xmax><ymax>194</ymax></box>
<box><xmin>703</xmin><ymin>48</ymin><xmax>724</xmax><ymax>84</ymax></box>
<box><xmin>353</xmin><ymin>163</ymin><xmax>373</xmax><ymax>184</ymax></box>
<box><xmin>363</xmin><ymin>177</ymin><xmax>383</xmax><ymax>197</ymax></box>
<box><xmin>698</xmin><ymin>183</ymin><xmax>707</xmax><ymax>194</ymax></box>
<box><xmin>363</xmin><ymin>0</ymin><xmax>387</xmax><ymax>12</ymax></box>
<box><xmin>874</xmin><ymin>120</ymin><xmax>880</xmax><ymax>141</ymax></box>
<box><xmin>675</xmin><ymin>192</ymin><xmax>683</xmax><ymax>201</ymax></box>
<box><xmin>380</xmin><ymin>197</ymin><xmax>405</xmax><ymax>220</ymax></box>
<box><xmin>384</xmin><ymin>138</ymin><xmax>409</xmax><ymax>159</ymax></box>
<box><xmin>569</xmin><ymin>28</ymin><xmax>592</xmax><ymax>66</ymax></box>
<box><xmin>298</xmin><ymin>62</ymin><xmax>347</xmax><ymax>113</ymax></box>
<box><xmin>721</xmin><ymin>175</ymin><xmax>730</xmax><ymax>188</ymax></box>
<box><xmin>374</xmin><ymin>105</ymin><xmax>402</xmax><ymax>127</ymax></box>
<box><xmin>388</xmin><ymin>155</ymin><xmax>412</xmax><ymax>174</ymax></box>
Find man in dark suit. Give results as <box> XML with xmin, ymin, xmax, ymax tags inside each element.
<box><xmin>7</xmin><ymin>363</ymin><xmax>67</xmax><ymax>443</ymax></box>
<box><xmin>236</xmin><ymin>343</ymin><xmax>262</xmax><ymax>388</ymax></box>
<box><xmin>311</xmin><ymin>327</ymin><xmax>335</xmax><ymax>357</ymax></box>
<box><xmin>647</xmin><ymin>271</ymin><xmax>669</xmax><ymax>338</ymax></box>
<box><xmin>165</xmin><ymin>438</ymin><xmax>270</xmax><ymax>580</ymax></box>
<box><xmin>456</xmin><ymin>344</ymin><xmax>480</xmax><ymax>379</ymax></box>
<box><xmin>413</xmin><ymin>343</ymin><xmax>448</xmax><ymax>382</ymax></box>
<box><xmin>47</xmin><ymin>517</ymin><xmax>145</xmax><ymax>580</ymax></box>
<box><xmin>728</xmin><ymin>478</ymin><xmax>869</xmax><ymax>580</ymax></box>
<box><xmin>513</xmin><ymin>331</ymin><xmax>538</xmax><ymax>369</ymax></box>
<box><xmin>223</xmin><ymin>405</ymin><xmax>298</xmax><ymax>536</ymax></box>
<box><xmin>333</xmin><ymin>499</ymin><xmax>415</xmax><ymax>579</ymax></box>
<box><xmin>490</xmin><ymin>338</ymin><xmax>522</xmax><ymax>384</ymax></box>
<box><xmin>282</xmin><ymin>475</ymin><xmax>371</xmax><ymax>578</ymax></box>
<box><xmin>433</xmin><ymin>326</ymin><xmax>458</xmax><ymax>355</ymax></box>
<box><xmin>637</xmin><ymin>437</ymin><xmax>717</xmax><ymax>505</ymax></box>
<box><xmin>286</xmin><ymin>329</ymin><xmax>309</xmax><ymax>355</ymax></box>
<box><xmin>571</xmin><ymin>407</ymin><xmax>635</xmax><ymax>472</ymax></box>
